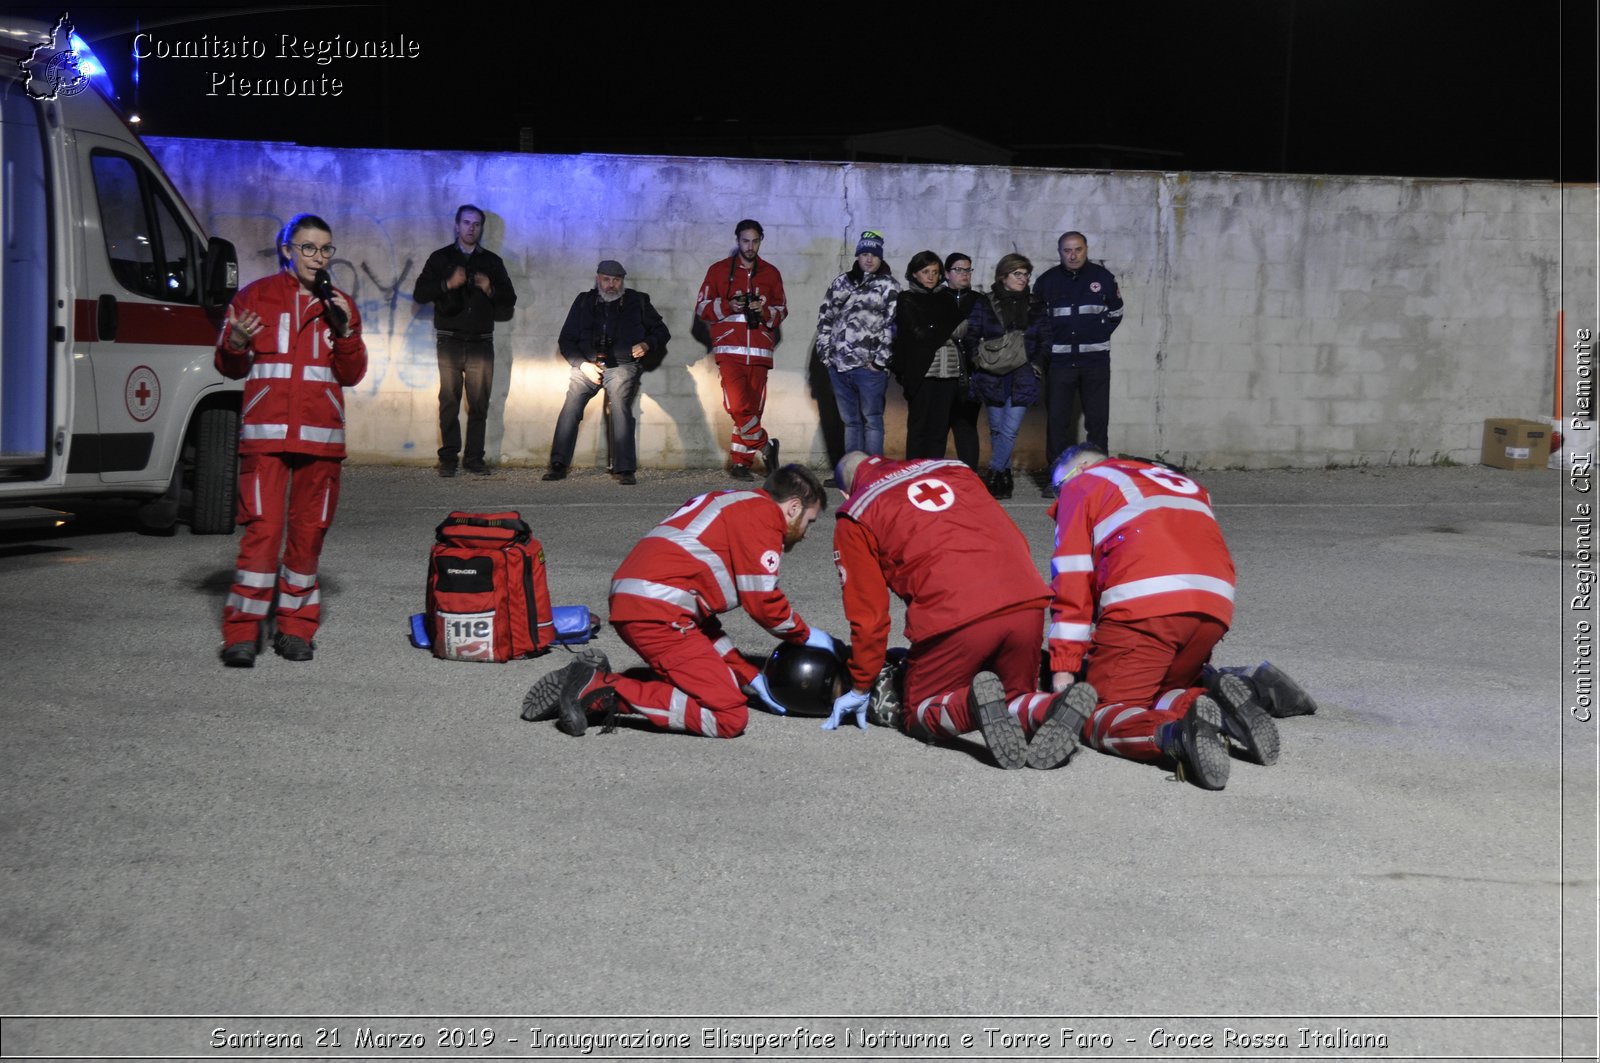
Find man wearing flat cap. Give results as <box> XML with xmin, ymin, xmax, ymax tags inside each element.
<box><xmin>544</xmin><ymin>260</ymin><xmax>669</xmax><ymax>485</ymax></box>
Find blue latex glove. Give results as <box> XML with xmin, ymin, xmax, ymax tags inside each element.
<box><xmin>822</xmin><ymin>688</ymin><xmax>870</xmax><ymax>731</ymax></box>
<box><xmin>804</xmin><ymin>627</ymin><xmax>838</xmax><ymax>653</ymax></box>
<box><xmin>747</xmin><ymin>673</ymin><xmax>787</xmax><ymax>716</ymax></box>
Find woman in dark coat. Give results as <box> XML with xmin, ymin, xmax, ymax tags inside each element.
<box><xmin>961</xmin><ymin>253</ymin><xmax>1045</xmax><ymax>498</ymax></box>
<box><xmin>891</xmin><ymin>250</ymin><xmax>978</xmax><ymax>462</ymax></box>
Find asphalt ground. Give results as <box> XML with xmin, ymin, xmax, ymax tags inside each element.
<box><xmin>0</xmin><ymin>463</ymin><xmax>1593</xmax><ymax>1060</ymax></box>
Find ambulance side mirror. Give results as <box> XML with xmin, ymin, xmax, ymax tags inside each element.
<box><xmin>202</xmin><ymin>237</ymin><xmax>239</xmax><ymax>308</ymax></box>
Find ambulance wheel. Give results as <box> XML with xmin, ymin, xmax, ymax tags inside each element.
<box><xmin>188</xmin><ymin>406</ymin><xmax>238</xmax><ymax>535</ymax></box>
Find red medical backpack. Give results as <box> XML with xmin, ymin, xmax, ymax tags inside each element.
<box><xmin>426</xmin><ymin>511</ymin><xmax>554</xmax><ymax>662</ymax></box>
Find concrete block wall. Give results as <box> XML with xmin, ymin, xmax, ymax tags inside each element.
<box><xmin>149</xmin><ymin>138</ymin><xmax>1597</xmax><ymax>470</ymax></box>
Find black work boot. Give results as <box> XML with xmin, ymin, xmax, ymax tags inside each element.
<box><xmin>1236</xmin><ymin>661</ymin><xmax>1319</xmax><ymax>718</ymax></box>
<box><xmin>969</xmin><ymin>671</ymin><xmax>1027</xmax><ymax>769</ymax></box>
<box><xmin>273</xmin><ymin>633</ymin><xmax>314</xmax><ymax>662</ymax></box>
<box><xmin>521</xmin><ymin>650</ymin><xmax>611</xmax><ymax>722</ymax></box>
<box><xmin>1025</xmin><ymin>681</ymin><xmax>1095</xmax><ymax>769</ymax></box>
<box><xmin>1155</xmin><ymin>695</ymin><xmax>1231</xmax><ymax>790</ymax></box>
<box><xmin>1205</xmin><ymin>670</ymin><xmax>1280</xmax><ymax>765</ymax></box>
<box><xmin>221</xmin><ymin>642</ymin><xmax>257</xmax><ymax>668</ymax></box>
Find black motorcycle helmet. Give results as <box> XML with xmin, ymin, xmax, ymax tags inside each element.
<box><xmin>760</xmin><ymin>641</ymin><xmax>848</xmax><ymax>717</ymax></box>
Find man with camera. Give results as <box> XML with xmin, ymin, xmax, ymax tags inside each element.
<box><xmin>413</xmin><ymin>204</ymin><xmax>517</xmax><ymax>477</ymax></box>
<box><xmin>543</xmin><ymin>260</ymin><xmax>669</xmax><ymax>485</ymax></box>
<box><xmin>696</xmin><ymin>219</ymin><xmax>787</xmax><ymax>481</ymax></box>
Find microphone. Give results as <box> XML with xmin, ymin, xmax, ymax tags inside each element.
<box><xmin>312</xmin><ymin>268</ymin><xmax>348</xmax><ymax>334</ymax></box>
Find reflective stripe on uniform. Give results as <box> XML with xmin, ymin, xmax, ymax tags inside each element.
<box><xmin>276</xmin><ymin>589</ymin><xmax>321</xmax><ymax>610</ymax></box>
<box><xmin>248</xmin><ymin>362</ymin><xmax>293</xmax><ymax>379</ymax></box>
<box><xmin>1048</xmin><ymin>620</ymin><xmax>1093</xmax><ymax>642</ymax></box>
<box><xmin>281</xmin><ymin>566</ymin><xmax>317</xmax><ymax>589</ymax></box>
<box><xmin>303</xmin><ymin>365</ymin><xmax>335</xmax><ymax>382</ymax></box>
<box><xmin>224</xmin><ymin>592</ymin><xmax>271</xmax><ymax>616</ymax></box>
<box><xmin>1092</xmin><ymin>495</ymin><xmax>1215</xmax><ymax>547</ymax></box>
<box><xmin>1050</xmin><ymin>553</ymin><xmax>1094</xmax><ymax>579</ymax></box>
<box><xmin>736</xmin><ymin>574</ymin><xmax>778</xmax><ymax>592</ymax></box>
<box><xmin>1100</xmin><ymin>573</ymin><xmax>1234</xmax><ymax>608</ymax></box>
<box><xmin>300</xmin><ymin>426</ymin><xmax>344</xmax><ymax>445</ymax></box>
<box><xmin>610</xmin><ymin>577</ymin><xmax>702</xmax><ymax>614</ymax></box>
<box><xmin>234</xmin><ymin>569</ymin><xmax>275</xmax><ymax>589</ymax></box>
<box><xmin>241</xmin><ymin>423</ymin><xmax>288</xmax><ymax>440</ymax></box>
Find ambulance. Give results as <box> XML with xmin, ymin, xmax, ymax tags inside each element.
<box><xmin>0</xmin><ymin>16</ymin><xmax>240</xmax><ymax>533</ymax></box>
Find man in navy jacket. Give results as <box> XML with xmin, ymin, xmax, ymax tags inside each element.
<box><xmin>1033</xmin><ymin>231</ymin><xmax>1123</xmax><ymax>469</ymax></box>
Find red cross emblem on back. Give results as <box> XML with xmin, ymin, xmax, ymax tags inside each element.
<box><xmin>907</xmin><ymin>477</ymin><xmax>954</xmax><ymax>512</ymax></box>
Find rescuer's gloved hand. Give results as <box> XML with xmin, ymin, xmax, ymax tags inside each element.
<box><xmin>822</xmin><ymin>688</ymin><xmax>870</xmax><ymax>731</ymax></box>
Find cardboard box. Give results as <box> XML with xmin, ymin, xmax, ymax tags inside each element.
<box><xmin>1481</xmin><ymin>418</ymin><xmax>1551</xmax><ymax>470</ymax></box>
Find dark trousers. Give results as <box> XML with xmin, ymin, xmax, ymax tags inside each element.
<box><xmin>436</xmin><ymin>335</ymin><xmax>494</xmax><ymax>464</ymax></box>
<box><xmin>1045</xmin><ymin>361</ymin><xmax>1110</xmax><ymax>464</ymax></box>
<box><xmin>903</xmin><ymin>377</ymin><xmax>980</xmax><ymax>467</ymax></box>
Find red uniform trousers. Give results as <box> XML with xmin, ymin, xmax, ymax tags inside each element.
<box><xmin>222</xmin><ymin>453</ymin><xmax>342</xmax><ymax>645</ymax></box>
<box><xmin>903</xmin><ymin>607</ymin><xmax>1058</xmax><ymax>739</ymax></box>
<box><xmin>597</xmin><ymin>618</ymin><xmax>762</xmax><ymax>738</ymax></box>
<box><xmin>717</xmin><ymin>358</ymin><xmax>769</xmax><ymax>467</ymax></box>
<box><xmin>1077</xmin><ymin>613</ymin><xmax>1226</xmax><ymax>762</ymax></box>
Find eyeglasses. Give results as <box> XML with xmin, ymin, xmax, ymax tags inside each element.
<box><xmin>947</xmin><ymin>267</ymin><xmax>973</xmax><ymax>274</ymax></box>
<box><xmin>291</xmin><ymin>243</ymin><xmax>336</xmax><ymax>258</ymax></box>
<box><xmin>1008</xmin><ymin>269</ymin><xmax>1031</xmax><ymax>278</ymax></box>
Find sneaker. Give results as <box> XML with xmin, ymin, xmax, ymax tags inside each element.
<box><xmin>1155</xmin><ymin>695</ymin><xmax>1231</xmax><ymax>790</ymax></box>
<box><xmin>521</xmin><ymin>649</ymin><xmax>610</xmax><ymax>722</ymax></box>
<box><xmin>272</xmin><ymin>633</ymin><xmax>314</xmax><ymax>662</ymax></box>
<box><xmin>464</xmin><ymin>459</ymin><xmax>490</xmax><ymax>476</ymax></box>
<box><xmin>541</xmin><ymin>463</ymin><xmax>568</xmax><ymax>482</ymax></box>
<box><xmin>729</xmin><ymin>464</ymin><xmax>754</xmax><ymax>481</ymax></box>
<box><xmin>761</xmin><ymin>437</ymin><xmax>780</xmax><ymax>474</ymax></box>
<box><xmin>1243</xmin><ymin>661</ymin><xmax>1319</xmax><ymax>718</ymax></box>
<box><xmin>436</xmin><ymin>462</ymin><xmax>457</xmax><ymax>478</ymax></box>
<box><xmin>1211</xmin><ymin>672</ymin><xmax>1280</xmax><ymax>765</ymax></box>
<box><xmin>1025</xmin><ymin>682</ymin><xmax>1095</xmax><ymax>769</ymax></box>
<box><xmin>969</xmin><ymin>671</ymin><xmax>1027</xmax><ymax>769</ymax></box>
<box><xmin>866</xmin><ymin>649</ymin><xmax>907</xmax><ymax>728</ymax></box>
<box><xmin>221</xmin><ymin>642</ymin><xmax>257</xmax><ymax>668</ymax></box>
<box><xmin>615</xmin><ymin>471</ymin><xmax>637</xmax><ymax>485</ymax></box>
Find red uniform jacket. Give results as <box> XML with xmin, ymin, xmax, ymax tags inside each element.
<box><xmin>1048</xmin><ymin>459</ymin><xmax>1236</xmax><ymax>672</ymax></box>
<box><xmin>609</xmin><ymin>490</ymin><xmax>811</xmax><ymax>640</ymax></box>
<box><xmin>215</xmin><ymin>270</ymin><xmax>367</xmax><ymax>459</ymax></box>
<box><xmin>834</xmin><ymin>457</ymin><xmax>1051</xmax><ymax>691</ymax></box>
<box><xmin>695</xmin><ymin>255</ymin><xmax>787</xmax><ymax>365</ymax></box>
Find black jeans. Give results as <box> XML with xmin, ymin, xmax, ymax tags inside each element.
<box><xmin>904</xmin><ymin>376</ymin><xmax>980</xmax><ymax>467</ymax></box>
<box><xmin>436</xmin><ymin>334</ymin><xmax>494</xmax><ymax>464</ymax></box>
<box><xmin>1045</xmin><ymin>361</ymin><xmax>1110</xmax><ymax>464</ymax></box>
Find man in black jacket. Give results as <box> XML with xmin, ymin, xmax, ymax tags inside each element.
<box><xmin>543</xmin><ymin>260</ymin><xmax>670</xmax><ymax>486</ymax></box>
<box><xmin>413</xmin><ymin>205</ymin><xmax>517</xmax><ymax>476</ymax></box>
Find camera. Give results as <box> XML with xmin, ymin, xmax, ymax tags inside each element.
<box><xmin>732</xmin><ymin>290</ymin><xmax>762</xmax><ymax>327</ymax></box>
